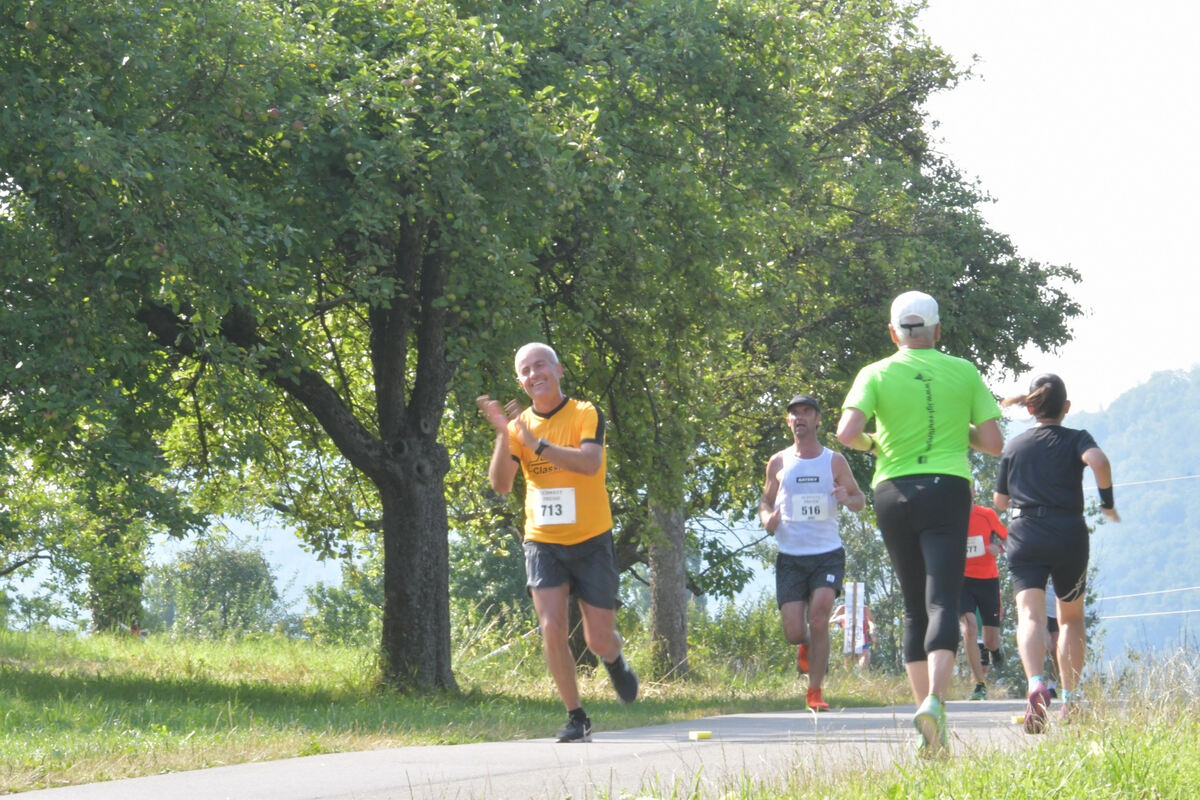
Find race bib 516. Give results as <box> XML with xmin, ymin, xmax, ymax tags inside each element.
<box><xmin>790</xmin><ymin>493</ymin><xmax>830</xmax><ymax>521</ymax></box>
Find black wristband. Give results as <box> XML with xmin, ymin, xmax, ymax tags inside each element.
<box><xmin>1099</xmin><ymin>485</ymin><xmax>1114</xmax><ymax>509</ymax></box>
<box><xmin>535</xmin><ymin>438</ymin><xmax>550</xmax><ymax>456</ymax></box>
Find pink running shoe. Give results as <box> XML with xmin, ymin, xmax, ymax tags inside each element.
<box><xmin>1024</xmin><ymin>684</ymin><xmax>1052</xmax><ymax>733</ymax></box>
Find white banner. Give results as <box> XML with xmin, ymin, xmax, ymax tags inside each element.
<box><xmin>843</xmin><ymin>581</ymin><xmax>866</xmax><ymax>654</ymax></box>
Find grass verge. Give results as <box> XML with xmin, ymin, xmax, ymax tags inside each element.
<box><xmin>628</xmin><ymin>649</ymin><xmax>1200</xmax><ymax>799</ymax></box>
<box><xmin>0</xmin><ymin>627</ymin><xmax>909</xmax><ymax>793</ymax></box>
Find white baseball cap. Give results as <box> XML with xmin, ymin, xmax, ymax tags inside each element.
<box><xmin>890</xmin><ymin>290</ymin><xmax>940</xmax><ymax>329</ymax></box>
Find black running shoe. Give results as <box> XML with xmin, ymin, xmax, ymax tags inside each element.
<box><xmin>556</xmin><ymin>713</ymin><xmax>592</xmax><ymax>743</ymax></box>
<box><xmin>604</xmin><ymin>653</ymin><xmax>639</xmax><ymax>704</ymax></box>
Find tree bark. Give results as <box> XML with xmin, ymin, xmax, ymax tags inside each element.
<box><xmin>378</xmin><ymin>433</ymin><xmax>457</xmax><ymax>690</ymax></box>
<box><xmin>139</xmin><ymin>294</ymin><xmax>461</xmax><ymax>691</ymax></box>
<box><xmin>648</xmin><ymin>501</ymin><xmax>689</xmax><ymax>680</ymax></box>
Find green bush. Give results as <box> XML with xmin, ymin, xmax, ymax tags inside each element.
<box><xmin>689</xmin><ymin>591</ymin><xmax>792</xmax><ymax>677</ymax></box>
<box><xmin>142</xmin><ymin>542</ymin><xmax>286</xmax><ymax>638</ymax></box>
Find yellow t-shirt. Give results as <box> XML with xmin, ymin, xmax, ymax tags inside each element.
<box><xmin>509</xmin><ymin>397</ymin><xmax>613</xmax><ymax>545</ymax></box>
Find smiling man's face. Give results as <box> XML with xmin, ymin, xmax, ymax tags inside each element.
<box><xmin>516</xmin><ymin>346</ymin><xmax>563</xmax><ymax>405</ymax></box>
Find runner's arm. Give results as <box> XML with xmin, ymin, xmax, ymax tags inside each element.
<box><xmin>759</xmin><ymin>453</ymin><xmax>783</xmax><ymax>533</ymax></box>
<box><xmin>970</xmin><ymin>418</ymin><xmax>1004</xmax><ymax>457</ymax></box>
<box><xmin>528</xmin><ymin>432</ymin><xmax>603</xmax><ymax>476</ymax></box>
<box><xmin>1082</xmin><ymin>446</ymin><xmax>1120</xmax><ymax>521</ymax></box>
<box><xmin>486</xmin><ymin>432</ymin><xmax>519</xmax><ymax>494</ymax></box>
<box><xmin>478</xmin><ymin>395</ymin><xmax>520</xmax><ymax>494</ymax></box>
<box><xmin>836</xmin><ymin>408</ymin><xmax>875</xmax><ymax>452</ymax></box>
<box><xmin>831</xmin><ymin>453</ymin><xmax>866</xmax><ymax>512</ymax></box>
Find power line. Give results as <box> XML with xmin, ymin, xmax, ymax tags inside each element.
<box><xmin>1074</xmin><ymin>475</ymin><xmax>1200</xmax><ymax>623</ymax></box>
<box><xmin>1096</xmin><ymin>586</ymin><xmax>1200</xmax><ymax>602</ymax></box>
<box><xmin>1100</xmin><ymin>608</ymin><xmax>1200</xmax><ymax>621</ymax></box>
<box><xmin>1106</xmin><ymin>473</ymin><xmax>1200</xmax><ymax>489</ymax></box>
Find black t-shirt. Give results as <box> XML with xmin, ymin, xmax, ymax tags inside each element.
<box><xmin>996</xmin><ymin>425</ymin><xmax>1099</xmax><ymax>513</ymax></box>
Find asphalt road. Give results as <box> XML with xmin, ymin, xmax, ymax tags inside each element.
<box><xmin>23</xmin><ymin>700</ymin><xmax>1034</xmax><ymax>799</ymax></box>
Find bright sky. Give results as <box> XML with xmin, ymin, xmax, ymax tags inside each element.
<box><xmin>918</xmin><ymin>1</ymin><xmax>1200</xmax><ymax>413</ymax></box>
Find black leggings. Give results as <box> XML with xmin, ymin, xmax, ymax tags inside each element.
<box><xmin>875</xmin><ymin>474</ymin><xmax>971</xmax><ymax>663</ymax></box>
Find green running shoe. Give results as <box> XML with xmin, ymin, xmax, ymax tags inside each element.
<box><xmin>913</xmin><ymin>695</ymin><xmax>948</xmax><ymax>756</ymax></box>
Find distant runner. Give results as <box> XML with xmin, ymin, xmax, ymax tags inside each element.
<box><xmin>961</xmin><ymin>496</ymin><xmax>1007</xmax><ymax>700</ymax></box>
<box><xmin>831</xmin><ymin>601</ymin><xmax>876</xmax><ymax>671</ymax></box>
<box><xmin>1044</xmin><ymin>577</ymin><xmax>1061</xmax><ymax>699</ymax></box>
<box><xmin>995</xmin><ymin>373</ymin><xmax>1119</xmax><ymax>731</ymax></box>
<box><xmin>760</xmin><ymin>393</ymin><xmax>865</xmax><ymax>711</ymax></box>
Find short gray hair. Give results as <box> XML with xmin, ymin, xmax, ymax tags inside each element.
<box><xmin>514</xmin><ymin>342</ymin><xmax>559</xmax><ymax>374</ymax></box>
<box><xmin>894</xmin><ymin>321</ymin><xmax>936</xmax><ymax>345</ymax></box>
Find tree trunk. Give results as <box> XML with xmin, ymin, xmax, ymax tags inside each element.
<box><xmin>648</xmin><ymin>501</ymin><xmax>689</xmax><ymax>680</ymax></box>
<box><xmin>378</xmin><ymin>434</ymin><xmax>457</xmax><ymax>690</ymax></box>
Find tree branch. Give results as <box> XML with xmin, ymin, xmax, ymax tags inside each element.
<box><xmin>136</xmin><ymin>300</ymin><xmax>392</xmax><ymax>482</ymax></box>
<box><xmin>0</xmin><ymin>552</ymin><xmax>53</xmax><ymax>579</ymax></box>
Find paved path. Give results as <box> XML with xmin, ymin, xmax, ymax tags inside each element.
<box><xmin>23</xmin><ymin>700</ymin><xmax>1033</xmax><ymax>799</ymax></box>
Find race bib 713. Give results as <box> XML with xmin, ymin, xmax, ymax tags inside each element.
<box><xmin>532</xmin><ymin>487</ymin><xmax>577</xmax><ymax>525</ymax></box>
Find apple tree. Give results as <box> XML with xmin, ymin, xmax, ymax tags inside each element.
<box><xmin>2</xmin><ymin>0</ymin><xmax>589</xmax><ymax>686</ymax></box>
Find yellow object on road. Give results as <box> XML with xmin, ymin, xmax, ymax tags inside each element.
<box><xmin>689</xmin><ymin>730</ymin><xmax>712</xmax><ymax>740</ymax></box>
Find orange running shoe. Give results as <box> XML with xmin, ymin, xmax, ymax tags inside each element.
<box><xmin>796</xmin><ymin>643</ymin><xmax>809</xmax><ymax>675</ymax></box>
<box><xmin>806</xmin><ymin>687</ymin><xmax>829</xmax><ymax>711</ymax></box>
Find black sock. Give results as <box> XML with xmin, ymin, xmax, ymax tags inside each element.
<box><xmin>569</xmin><ymin>707</ymin><xmax>588</xmax><ymax>722</ymax></box>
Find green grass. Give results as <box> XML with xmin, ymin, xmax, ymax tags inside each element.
<box><xmin>0</xmin><ymin>626</ymin><xmax>909</xmax><ymax>793</ymax></box>
<box><xmin>724</xmin><ymin>703</ymin><xmax>1200</xmax><ymax>800</ymax></box>
<box><xmin>6</xmin><ymin>626</ymin><xmax>1196</xmax><ymax>798</ymax></box>
<box><xmin>626</xmin><ymin>650</ymin><xmax>1200</xmax><ymax>800</ymax></box>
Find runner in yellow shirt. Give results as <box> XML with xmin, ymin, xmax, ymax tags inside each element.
<box><xmin>478</xmin><ymin>342</ymin><xmax>638</xmax><ymax>743</ymax></box>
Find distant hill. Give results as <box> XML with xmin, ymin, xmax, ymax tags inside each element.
<box><xmin>1065</xmin><ymin>365</ymin><xmax>1200</xmax><ymax>661</ymax></box>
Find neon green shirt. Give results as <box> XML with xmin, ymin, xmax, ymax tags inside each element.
<box><xmin>843</xmin><ymin>348</ymin><xmax>1000</xmax><ymax>487</ymax></box>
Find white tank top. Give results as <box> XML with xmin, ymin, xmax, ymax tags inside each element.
<box><xmin>773</xmin><ymin>447</ymin><xmax>842</xmax><ymax>556</ymax></box>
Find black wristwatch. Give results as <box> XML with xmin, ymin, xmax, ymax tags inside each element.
<box><xmin>535</xmin><ymin>438</ymin><xmax>550</xmax><ymax>456</ymax></box>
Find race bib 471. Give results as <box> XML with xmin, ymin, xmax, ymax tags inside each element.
<box><xmin>966</xmin><ymin>535</ymin><xmax>985</xmax><ymax>559</ymax></box>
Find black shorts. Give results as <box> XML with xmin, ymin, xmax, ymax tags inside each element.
<box><xmin>523</xmin><ymin>530</ymin><xmax>620</xmax><ymax>610</ymax></box>
<box><xmin>1007</xmin><ymin>514</ymin><xmax>1089</xmax><ymax>601</ymax></box>
<box><xmin>960</xmin><ymin>576</ymin><xmax>1003</xmax><ymax>627</ymax></box>
<box><xmin>875</xmin><ymin>474</ymin><xmax>971</xmax><ymax>662</ymax></box>
<box><xmin>775</xmin><ymin>547</ymin><xmax>845</xmax><ymax>607</ymax></box>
